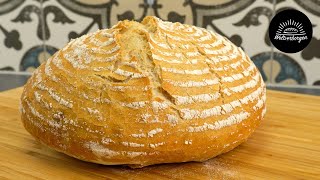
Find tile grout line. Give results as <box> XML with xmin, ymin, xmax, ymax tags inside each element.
<box><xmin>39</xmin><ymin>0</ymin><xmax>48</xmax><ymax>61</ymax></box>
<box><xmin>269</xmin><ymin>0</ymin><xmax>276</xmax><ymax>85</ymax></box>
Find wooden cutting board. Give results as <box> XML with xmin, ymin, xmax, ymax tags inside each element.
<box><xmin>0</xmin><ymin>87</ymin><xmax>319</xmax><ymax>179</ymax></box>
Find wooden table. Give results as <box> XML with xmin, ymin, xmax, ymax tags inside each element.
<box><xmin>0</xmin><ymin>87</ymin><xmax>319</xmax><ymax>179</ymax></box>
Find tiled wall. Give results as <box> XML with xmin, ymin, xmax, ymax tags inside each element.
<box><xmin>0</xmin><ymin>0</ymin><xmax>319</xmax><ymax>86</ymax></box>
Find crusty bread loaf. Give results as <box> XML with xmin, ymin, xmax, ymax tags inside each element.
<box><xmin>20</xmin><ymin>16</ymin><xmax>266</xmax><ymax>168</ymax></box>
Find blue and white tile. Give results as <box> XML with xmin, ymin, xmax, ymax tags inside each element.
<box><xmin>0</xmin><ymin>0</ymin><xmax>44</xmax><ymax>72</ymax></box>
<box><xmin>43</xmin><ymin>0</ymin><xmax>100</xmax><ymax>51</ymax></box>
<box><xmin>110</xmin><ymin>0</ymin><xmax>149</xmax><ymax>25</ymax></box>
<box><xmin>274</xmin><ymin>0</ymin><xmax>320</xmax><ymax>86</ymax></box>
<box><xmin>147</xmin><ymin>0</ymin><xmax>193</xmax><ymax>24</ymax></box>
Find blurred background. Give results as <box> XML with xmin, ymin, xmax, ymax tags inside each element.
<box><xmin>0</xmin><ymin>0</ymin><xmax>319</xmax><ymax>92</ymax></box>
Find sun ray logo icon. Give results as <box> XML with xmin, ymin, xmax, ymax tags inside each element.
<box><xmin>269</xmin><ymin>9</ymin><xmax>312</xmax><ymax>53</ymax></box>
<box><xmin>276</xmin><ymin>19</ymin><xmax>306</xmax><ymax>36</ymax></box>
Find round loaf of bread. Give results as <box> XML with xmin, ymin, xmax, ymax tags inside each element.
<box><xmin>20</xmin><ymin>16</ymin><xmax>266</xmax><ymax>167</ymax></box>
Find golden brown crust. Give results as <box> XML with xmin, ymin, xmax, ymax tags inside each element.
<box><xmin>20</xmin><ymin>16</ymin><xmax>266</xmax><ymax>167</ymax></box>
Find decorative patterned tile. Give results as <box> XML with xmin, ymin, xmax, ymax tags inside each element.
<box><xmin>272</xmin><ymin>0</ymin><xmax>320</xmax><ymax>86</ymax></box>
<box><xmin>0</xmin><ymin>0</ymin><xmax>319</xmax><ymax>88</ymax></box>
<box><xmin>0</xmin><ymin>0</ymin><xmax>44</xmax><ymax>72</ymax></box>
<box><xmin>55</xmin><ymin>0</ymin><xmax>118</xmax><ymax>29</ymax></box>
<box><xmin>43</xmin><ymin>1</ymin><xmax>100</xmax><ymax>50</ymax></box>
<box><xmin>147</xmin><ymin>0</ymin><xmax>192</xmax><ymax>24</ymax></box>
<box><xmin>110</xmin><ymin>0</ymin><xmax>148</xmax><ymax>24</ymax></box>
<box><xmin>252</xmin><ymin>52</ymin><xmax>307</xmax><ymax>85</ymax></box>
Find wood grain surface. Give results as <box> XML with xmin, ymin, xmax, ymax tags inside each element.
<box><xmin>0</xmin><ymin>87</ymin><xmax>319</xmax><ymax>180</ymax></box>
